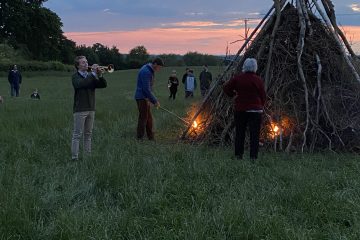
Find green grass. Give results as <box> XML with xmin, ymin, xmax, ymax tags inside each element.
<box><xmin>0</xmin><ymin>67</ymin><xmax>360</xmax><ymax>239</ymax></box>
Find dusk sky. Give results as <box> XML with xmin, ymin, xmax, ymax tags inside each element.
<box><xmin>43</xmin><ymin>0</ymin><xmax>360</xmax><ymax>55</ymax></box>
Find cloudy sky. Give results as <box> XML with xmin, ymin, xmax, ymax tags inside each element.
<box><xmin>44</xmin><ymin>0</ymin><xmax>360</xmax><ymax>55</ymax></box>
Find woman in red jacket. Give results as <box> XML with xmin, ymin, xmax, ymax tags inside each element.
<box><xmin>223</xmin><ymin>58</ymin><xmax>266</xmax><ymax>160</ymax></box>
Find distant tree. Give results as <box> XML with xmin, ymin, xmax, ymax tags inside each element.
<box><xmin>60</xmin><ymin>37</ymin><xmax>76</xmax><ymax>64</ymax></box>
<box><xmin>158</xmin><ymin>54</ymin><xmax>185</xmax><ymax>66</ymax></box>
<box><xmin>91</xmin><ymin>43</ymin><xmax>125</xmax><ymax>70</ymax></box>
<box><xmin>126</xmin><ymin>45</ymin><xmax>149</xmax><ymax>69</ymax></box>
<box><xmin>108</xmin><ymin>46</ymin><xmax>125</xmax><ymax>70</ymax></box>
<box><xmin>74</xmin><ymin>45</ymin><xmax>99</xmax><ymax>64</ymax></box>
<box><xmin>183</xmin><ymin>51</ymin><xmax>221</xmax><ymax>66</ymax></box>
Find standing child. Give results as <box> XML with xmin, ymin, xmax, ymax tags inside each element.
<box><xmin>168</xmin><ymin>70</ymin><xmax>179</xmax><ymax>100</ymax></box>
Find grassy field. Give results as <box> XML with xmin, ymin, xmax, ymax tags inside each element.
<box><xmin>0</xmin><ymin>66</ymin><xmax>360</xmax><ymax>239</ymax></box>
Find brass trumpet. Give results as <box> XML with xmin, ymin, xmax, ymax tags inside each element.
<box><xmin>88</xmin><ymin>64</ymin><xmax>114</xmax><ymax>73</ymax></box>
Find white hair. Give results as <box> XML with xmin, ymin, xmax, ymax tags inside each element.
<box><xmin>242</xmin><ymin>58</ymin><xmax>258</xmax><ymax>73</ymax></box>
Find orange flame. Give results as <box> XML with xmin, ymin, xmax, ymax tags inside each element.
<box><xmin>192</xmin><ymin>121</ymin><xmax>198</xmax><ymax>128</ymax></box>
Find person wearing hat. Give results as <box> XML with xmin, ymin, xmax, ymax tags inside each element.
<box><xmin>134</xmin><ymin>57</ymin><xmax>164</xmax><ymax>140</ymax></box>
<box><xmin>168</xmin><ymin>70</ymin><xmax>179</xmax><ymax>100</ymax></box>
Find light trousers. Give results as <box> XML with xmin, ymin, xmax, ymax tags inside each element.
<box><xmin>71</xmin><ymin>111</ymin><xmax>95</xmax><ymax>159</ymax></box>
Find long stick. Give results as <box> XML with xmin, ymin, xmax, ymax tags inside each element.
<box><xmin>312</xmin><ymin>0</ymin><xmax>360</xmax><ymax>83</ymax></box>
<box><xmin>159</xmin><ymin>106</ymin><xmax>189</xmax><ymax>124</ymax></box>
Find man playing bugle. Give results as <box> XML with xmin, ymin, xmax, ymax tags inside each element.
<box><xmin>71</xmin><ymin>56</ymin><xmax>107</xmax><ymax>161</ymax></box>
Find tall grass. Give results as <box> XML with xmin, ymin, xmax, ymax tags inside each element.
<box><xmin>0</xmin><ymin>67</ymin><xmax>360</xmax><ymax>239</ymax></box>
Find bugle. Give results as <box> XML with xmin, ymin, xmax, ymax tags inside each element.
<box><xmin>88</xmin><ymin>64</ymin><xmax>114</xmax><ymax>73</ymax></box>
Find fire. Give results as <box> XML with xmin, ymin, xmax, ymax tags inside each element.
<box><xmin>192</xmin><ymin>121</ymin><xmax>198</xmax><ymax>128</ymax></box>
<box><xmin>270</xmin><ymin>122</ymin><xmax>280</xmax><ymax>139</ymax></box>
<box><xmin>273</xmin><ymin>125</ymin><xmax>279</xmax><ymax>133</ymax></box>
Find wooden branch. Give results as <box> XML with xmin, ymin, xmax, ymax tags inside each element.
<box><xmin>321</xmin><ymin>0</ymin><xmax>358</xmax><ymax>59</ymax></box>
<box><xmin>264</xmin><ymin>0</ymin><xmax>282</xmax><ymax>90</ymax></box>
<box><xmin>315</xmin><ymin>54</ymin><xmax>322</xmax><ymax>124</ymax></box>
<box><xmin>297</xmin><ymin>0</ymin><xmax>311</xmax><ymax>153</ymax></box>
<box><xmin>312</xmin><ymin>0</ymin><xmax>360</xmax><ymax>83</ymax></box>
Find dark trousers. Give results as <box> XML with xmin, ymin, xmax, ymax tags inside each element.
<box><xmin>169</xmin><ymin>88</ymin><xmax>177</xmax><ymax>100</ymax></box>
<box><xmin>234</xmin><ymin>111</ymin><xmax>262</xmax><ymax>159</ymax></box>
<box><xmin>185</xmin><ymin>91</ymin><xmax>194</xmax><ymax>98</ymax></box>
<box><xmin>136</xmin><ymin>99</ymin><xmax>154</xmax><ymax>140</ymax></box>
<box><xmin>10</xmin><ymin>83</ymin><xmax>20</xmax><ymax>97</ymax></box>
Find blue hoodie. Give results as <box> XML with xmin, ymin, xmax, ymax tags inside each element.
<box><xmin>134</xmin><ymin>63</ymin><xmax>157</xmax><ymax>104</ymax></box>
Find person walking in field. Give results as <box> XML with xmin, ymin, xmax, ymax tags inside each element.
<box><xmin>182</xmin><ymin>67</ymin><xmax>190</xmax><ymax>96</ymax></box>
<box><xmin>223</xmin><ymin>58</ymin><xmax>266</xmax><ymax>161</ymax></box>
<box><xmin>199</xmin><ymin>65</ymin><xmax>212</xmax><ymax>97</ymax></box>
<box><xmin>8</xmin><ymin>64</ymin><xmax>22</xmax><ymax>97</ymax></box>
<box><xmin>71</xmin><ymin>56</ymin><xmax>107</xmax><ymax>161</ymax></box>
<box><xmin>168</xmin><ymin>70</ymin><xmax>179</xmax><ymax>100</ymax></box>
<box><xmin>134</xmin><ymin>57</ymin><xmax>164</xmax><ymax>140</ymax></box>
<box><xmin>184</xmin><ymin>69</ymin><xmax>196</xmax><ymax>98</ymax></box>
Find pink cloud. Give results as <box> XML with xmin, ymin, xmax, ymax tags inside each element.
<box><xmin>65</xmin><ymin>26</ymin><xmax>360</xmax><ymax>55</ymax></box>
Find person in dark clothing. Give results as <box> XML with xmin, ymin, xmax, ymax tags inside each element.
<box><xmin>199</xmin><ymin>65</ymin><xmax>212</xmax><ymax>97</ymax></box>
<box><xmin>8</xmin><ymin>64</ymin><xmax>22</xmax><ymax>97</ymax></box>
<box><xmin>134</xmin><ymin>57</ymin><xmax>164</xmax><ymax>140</ymax></box>
<box><xmin>71</xmin><ymin>56</ymin><xmax>107</xmax><ymax>161</ymax></box>
<box><xmin>30</xmin><ymin>89</ymin><xmax>41</xmax><ymax>100</ymax></box>
<box><xmin>223</xmin><ymin>58</ymin><xmax>266</xmax><ymax>161</ymax></box>
<box><xmin>168</xmin><ymin>70</ymin><xmax>179</xmax><ymax>100</ymax></box>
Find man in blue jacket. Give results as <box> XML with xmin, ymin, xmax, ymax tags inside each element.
<box><xmin>134</xmin><ymin>57</ymin><xmax>164</xmax><ymax>140</ymax></box>
<box><xmin>8</xmin><ymin>64</ymin><xmax>22</xmax><ymax>97</ymax></box>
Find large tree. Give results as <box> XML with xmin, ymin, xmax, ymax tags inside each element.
<box><xmin>0</xmin><ymin>0</ymin><xmax>75</xmax><ymax>61</ymax></box>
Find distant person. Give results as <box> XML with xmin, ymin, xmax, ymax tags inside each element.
<box><xmin>199</xmin><ymin>65</ymin><xmax>212</xmax><ymax>97</ymax></box>
<box><xmin>8</xmin><ymin>64</ymin><xmax>22</xmax><ymax>97</ymax></box>
<box><xmin>0</xmin><ymin>96</ymin><xmax>3</xmax><ymax>103</ymax></box>
<box><xmin>30</xmin><ymin>89</ymin><xmax>41</xmax><ymax>100</ymax></box>
<box><xmin>71</xmin><ymin>56</ymin><xmax>107</xmax><ymax>161</ymax></box>
<box><xmin>168</xmin><ymin>70</ymin><xmax>179</xmax><ymax>100</ymax></box>
<box><xmin>134</xmin><ymin>57</ymin><xmax>164</xmax><ymax>140</ymax></box>
<box><xmin>184</xmin><ymin>69</ymin><xmax>196</xmax><ymax>98</ymax></box>
<box><xmin>182</xmin><ymin>67</ymin><xmax>190</xmax><ymax>96</ymax></box>
<box><xmin>223</xmin><ymin>58</ymin><xmax>266</xmax><ymax>161</ymax></box>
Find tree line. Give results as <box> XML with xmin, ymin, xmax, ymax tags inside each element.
<box><xmin>0</xmin><ymin>0</ymin><xmax>222</xmax><ymax>70</ymax></box>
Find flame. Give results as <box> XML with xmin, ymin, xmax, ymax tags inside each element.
<box><xmin>192</xmin><ymin>121</ymin><xmax>198</xmax><ymax>128</ymax></box>
<box><xmin>273</xmin><ymin>125</ymin><xmax>279</xmax><ymax>133</ymax></box>
<box><xmin>270</xmin><ymin>122</ymin><xmax>280</xmax><ymax>139</ymax></box>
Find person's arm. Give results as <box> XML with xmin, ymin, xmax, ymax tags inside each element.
<box><xmin>175</xmin><ymin>77</ymin><xmax>179</xmax><ymax>86</ymax></box>
<box><xmin>8</xmin><ymin>71</ymin><xmax>11</xmax><ymax>83</ymax></box>
<box><xmin>258</xmin><ymin>79</ymin><xmax>266</xmax><ymax>106</ymax></box>
<box><xmin>95</xmin><ymin>76</ymin><xmax>107</xmax><ymax>88</ymax></box>
<box><xmin>223</xmin><ymin>77</ymin><xmax>236</xmax><ymax>97</ymax></box>
<box><xmin>89</xmin><ymin>69</ymin><xmax>107</xmax><ymax>89</ymax></box>
<box><xmin>182</xmin><ymin>74</ymin><xmax>186</xmax><ymax>84</ymax></box>
<box><xmin>141</xmin><ymin>71</ymin><xmax>157</xmax><ymax>104</ymax></box>
<box><xmin>72</xmin><ymin>73</ymin><xmax>96</xmax><ymax>89</ymax></box>
<box><xmin>19</xmin><ymin>73</ymin><xmax>22</xmax><ymax>84</ymax></box>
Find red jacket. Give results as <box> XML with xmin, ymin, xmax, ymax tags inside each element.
<box><xmin>223</xmin><ymin>72</ymin><xmax>266</xmax><ymax>111</ymax></box>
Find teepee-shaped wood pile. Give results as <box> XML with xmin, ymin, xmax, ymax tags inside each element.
<box><xmin>182</xmin><ymin>0</ymin><xmax>360</xmax><ymax>152</ymax></box>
